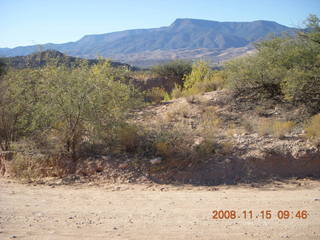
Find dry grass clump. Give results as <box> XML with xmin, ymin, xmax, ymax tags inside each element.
<box><xmin>256</xmin><ymin>119</ymin><xmax>295</xmax><ymax>137</ymax></box>
<box><xmin>186</xmin><ymin>95</ymin><xmax>202</xmax><ymax>104</ymax></box>
<box><xmin>117</xmin><ymin>125</ymin><xmax>140</xmax><ymax>153</ymax></box>
<box><xmin>224</xmin><ymin>123</ymin><xmax>246</xmax><ymax>137</ymax></box>
<box><xmin>11</xmin><ymin>152</ymin><xmax>72</xmax><ymax>180</ymax></box>
<box><xmin>272</xmin><ymin>121</ymin><xmax>295</xmax><ymax>138</ymax></box>
<box><xmin>219</xmin><ymin>141</ymin><xmax>234</xmax><ymax>155</ymax></box>
<box><xmin>304</xmin><ymin>114</ymin><xmax>320</xmax><ymax>140</ymax></box>
<box><xmin>131</xmin><ymin>71</ymin><xmax>157</xmax><ymax>82</ymax></box>
<box><xmin>170</xmin><ymin>84</ymin><xmax>184</xmax><ymax>99</ymax></box>
<box><xmin>164</xmin><ymin>103</ymin><xmax>190</xmax><ymax>122</ymax></box>
<box><xmin>199</xmin><ymin>106</ymin><xmax>222</xmax><ymax>135</ymax></box>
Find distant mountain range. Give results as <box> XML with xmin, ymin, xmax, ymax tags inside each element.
<box><xmin>0</xmin><ymin>19</ymin><xmax>297</xmax><ymax>67</ymax></box>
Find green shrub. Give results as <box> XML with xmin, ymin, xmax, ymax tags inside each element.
<box><xmin>281</xmin><ymin>67</ymin><xmax>320</xmax><ymax>113</ymax></box>
<box><xmin>0</xmin><ymin>61</ymin><xmax>143</xmax><ymax>158</ymax></box>
<box><xmin>225</xmin><ymin>14</ymin><xmax>320</xmax><ymax>112</ymax></box>
<box><xmin>152</xmin><ymin>60</ymin><xmax>192</xmax><ymax>90</ymax></box>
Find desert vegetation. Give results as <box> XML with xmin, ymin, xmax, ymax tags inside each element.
<box><xmin>0</xmin><ymin>61</ymin><xmax>142</xmax><ymax>155</ymax></box>
<box><xmin>0</xmin><ymin>15</ymin><xmax>319</xmax><ymax>182</ymax></box>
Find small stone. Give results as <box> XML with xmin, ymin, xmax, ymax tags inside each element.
<box><xmin>150</xmin><ymin>157</ymin><xmax>162</xmax><ymax>165</ymax></box>
<box><xmin>119</xmin><ymin>162</ymin><xmax>129</xmax><ymax>169</ymax></box>
<box><xmin>192</xmin><ymin>137</ymin><xmax>205</xmax><ymax>148</ymax></box>
<box><xmin>101</xmin><ymin>156</ymin><xmax>110</xmax><ymax>161</ymax></box>
<box><xmin>36</xmin><ymin>212</ymin><xmax>43</xmax><ymax>217</ymax></box>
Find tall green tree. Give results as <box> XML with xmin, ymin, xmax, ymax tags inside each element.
<box><xmin>37</xmin><ymin>61</ymin><xmax>142</xmax><ymax>159</ymax></box>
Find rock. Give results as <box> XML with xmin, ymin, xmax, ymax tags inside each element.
<box><xmin>150</xmin><ymin>157</ymin><xmax>162</xmax><ymax>165</ymax></box>
<box><xmin>54</xmin><ymin>179</ymin><xmax>63</xmax><ymax>185</ymax></box>
<box><xmin>101</xmin><ymin>155</ymin><xmax>110</xmax><ymax>161</ymax></box>
<box><xmin>119</xmin><ymin>162</ymin><xmax>129</xmax><ymax>169</ymax></box>
<box><xmin>192</xmin><ymin>137</ymin><xmax>205</xmax><ymax>148</ymax></box>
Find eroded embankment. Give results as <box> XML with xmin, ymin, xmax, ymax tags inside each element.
<box><xmin>1</xmin><ymin>90</ymin><xmax>319</xmax><ymax>185</ymax></box>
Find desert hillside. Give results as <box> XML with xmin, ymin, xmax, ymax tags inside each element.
<box><xmin>0</xmin><ymin>15</ymin><xmax>319</xmax><ymax>186</ymax></box>
<box><xmin>2</xmin><ymin>1</ymin><xmax>320</xmax><ymax>239</ymax></box>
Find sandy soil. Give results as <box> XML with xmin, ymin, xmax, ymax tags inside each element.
<box><xmin>0</xmin><ymin>178</ymin><xmax>320</xmax><ymax>240</ymax></box>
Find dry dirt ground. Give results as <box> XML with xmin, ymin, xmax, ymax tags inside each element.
<box><xmin>0</xmin><ymin>178</ymin><xmax>320</xmax><ymax>240</ymax></box>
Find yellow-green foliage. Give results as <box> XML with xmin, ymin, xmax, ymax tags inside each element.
<box><xmin>187</xmin><ymin>70</ymin><xmax>226</xmax><ymax>95</ymax></box>
<box><xmin>257</xmin><ymin>119</ymin><xmax>295</xmax><ymax>137</ymax></box>
<box><xmin>304</xmin><ymin>114</ymin><xmax>320</xmax><ymax>139</ymax></box>
<box><xmin>184</xmin><ymin>60</ymin><xmax>213</xmax><ymax>89</ymax></box>
<box><xmin>169</xmin><ymin>61</ymin><xmax>226</xmax><ymax>98</ymax></box>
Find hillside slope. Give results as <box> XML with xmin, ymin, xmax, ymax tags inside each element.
<box><xmin>0</xmin><ymin>50</ymin><xmax>137</xmax><ymax>70</ymax></box>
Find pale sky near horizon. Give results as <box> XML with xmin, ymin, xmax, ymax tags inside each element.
<box><xmin>1</xmin><ymin>0</ymin><xmax>319</xmax><ymax>48</ymax></box>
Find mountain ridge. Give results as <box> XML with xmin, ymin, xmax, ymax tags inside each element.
<box><xmin>0</xmin><ymin>18</ymin><xmax>298</xmax><ymax>66</ymax></box>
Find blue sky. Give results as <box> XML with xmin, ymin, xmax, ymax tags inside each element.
<box><xmin>1</xmin><ymin>0</ymin><xmax>319</xmax><ymax>48</ymax></box>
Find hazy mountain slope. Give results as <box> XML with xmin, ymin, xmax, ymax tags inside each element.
<box><xmin>0</xmin><ymin>19</ymin><xmax>297</xmax><ymax>66</ymax></box>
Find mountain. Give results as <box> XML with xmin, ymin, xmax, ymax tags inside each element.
<box><xmin>0</xmin><ymin>19</ymin><xmax>297</xmax><ymax>66</ymax></box>
<box><xmin>0</xmin><ymin>50</ymin><xmax>137</xmax><ymax>70</ymax></box>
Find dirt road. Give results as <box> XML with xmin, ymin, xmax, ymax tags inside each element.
<box><xmin>0</xmin><ymin>178</ymin><xmax>320</xmax><ymax>240</ymax></box>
